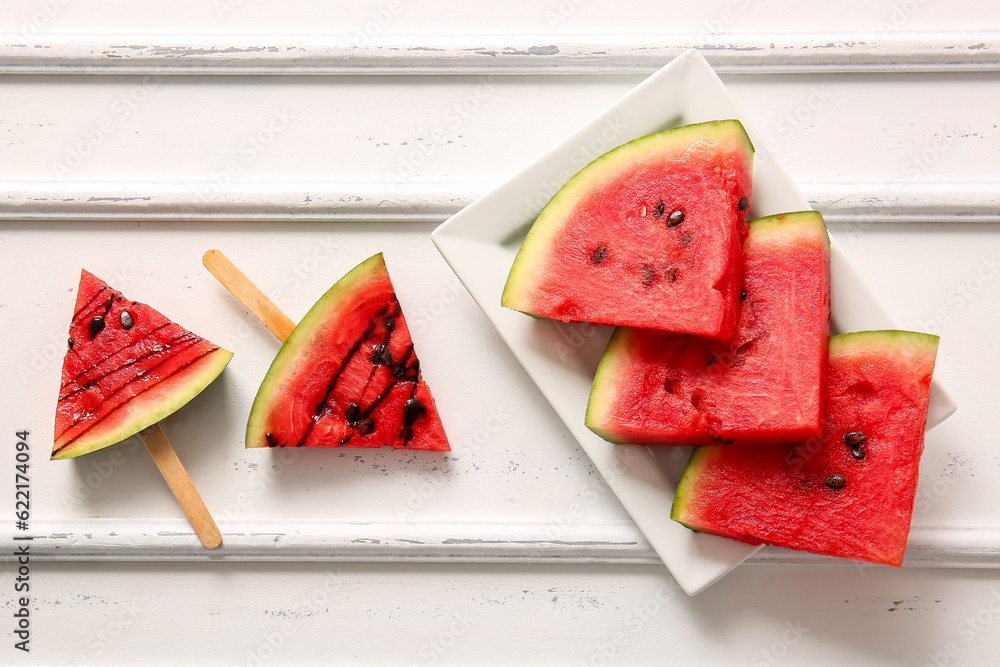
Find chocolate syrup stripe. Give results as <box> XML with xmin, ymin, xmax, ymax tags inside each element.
<box><xmin>60</xmin><ymin>322</ymin><xmax>176</xmax><ymax>392</ymax></box>
<box><xmin>290</xmin><ymin>296</ymin><xmax>426</xmax><ymax>448</ymax></box>
<box><xmin>291</xmin><ymin>317</ymin><xmax>377</xmax><ymax>447</ymax></box>
<box><xmin>293</xmin><ymin>301</ymin><xmax>400</xmax><ymax>447</ymax></box>
<box><xmin>53</xmin><ymin>343</ymin><xmax>220</xmax><ymax>448</ymax></box>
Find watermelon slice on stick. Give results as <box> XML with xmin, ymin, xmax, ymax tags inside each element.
<box><xmin>671</xmin><ymin>330</ymin><xmax>939</xmax><ymax>566</ymax></box>
<box><xmin>53</xmin><ymin>269</ymin><xmax>230</xmax><ymax>549</ymax></box>
<box><xmin>203</xmin><ymin>250</ymin><xmax>450</xmax><ymax>451</ymax></box>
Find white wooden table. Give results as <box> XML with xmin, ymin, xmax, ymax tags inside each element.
<box><xmin>1</xmin><ymin>1</ymin><xmax>999</xmax><ymax>664</ymax></box>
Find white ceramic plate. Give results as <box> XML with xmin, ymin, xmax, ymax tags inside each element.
<box><xmin>431</xmin><ymin>49</ymin><xmax>958</xmax><ymax>595</ymax></box>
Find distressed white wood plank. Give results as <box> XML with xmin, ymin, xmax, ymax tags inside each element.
<box><xmin>4</xmin><ymin>519</ymin><xmax>998</xmax><ymax>568</ymax></box>
<box><xmin>1</xmin><ymin>30</ymin><xmax>997</xmax><ymax>74</ymax></box>
<box><xmin>0</xmin><ymin>180</ymin><xmax>997</xmax><ymax>222</ymax></box>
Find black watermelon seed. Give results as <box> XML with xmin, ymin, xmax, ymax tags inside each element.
<box><xmin>851</xmin><ymin>447</ymin><xmax>866</xmax><ymax>460</ymax></box>
<box><xmin>844</xmin><ymin>431</ymin><xmax>866</xmax><ymax>447</ymax></box>
<box><xmin>653</xmin><ymin>202</ymin><xmax>665</xmax><ymax>218</ymax></box>
<box><xmin>740</xmin><ymin>290</ymin><xmax>747</xmax><ymax>301</ymax></box>
<box><xmin>403</xmin><ymin>397</ymin><xmax>427</xmax><ymax>427</ymax></box>
<box><xmin>265</xmin><ymin>432</ymin><xmax>279</xmax><ymax>448</ymax></box>
<box><xmin>666</xmin><ymin>210</ymin><xmax>685</xmax><ymax>227</ymax></box>
<box><xmin>710</xmin><ymin>435</ymin><xmax>735</xmax><ymax>444</ymax></box>
<box><xmin>391</xmin><ymin>364</ymin><xmax>406</xmax><ymax>380</ymax></box>
<box><xmin>345</xmin><ymin>402</ymin><xmax>360</xmax><ymax>424</ymax></box>
<box><xmin>88</xmin><ymin>316</ymin><xmax>105</xmax><ymax>339</ymax></box>
<box><xmin>120</xmin><ymin>310</ymin><xmax>134</xmax><ymax>329</ymax></box>
<box><xmin>359</xmin><ymin>418</ymin><xmax>375</xmax><ymax>435</ymax></box>
<box><xmin>372</xmin><ymin>345</ymin><xmax>391</xmax><ymax>366</ymax></box>
<box><xmin>386</xmin><ymin>318</ymin><xmax>395</xmax><ymax>332</ymax></box>
<box><xmin>706</xmin><ymin>355</ymin><xmax>716</xmax><ymax>366</ymax></box>
<box><xmin>67</xmin><ymin>337</ymin><xmax>74</xmax><ymax>350</ymax></box>
<box><xmin>590</xmin><ymin>245</ymin><xmax>606</xmax><ymax>264</ymax></box>
<box><xmin>825</xmin><ymin>474</ymin><xmax>846</xmax><ymax>489</ymax></box>
<box><xmin>738</xmin><ymin>197</ymin><xmax>749</xmax><ymax>211</ymax></box>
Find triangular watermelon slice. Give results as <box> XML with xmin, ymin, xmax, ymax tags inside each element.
<box><xmin>53</xmin><ymin>270</ymin><xmax>233</xmax><ymax>460</ymax></box>
<box><xmin>671</xmin><ymin>330</ymin><xmax>939</xmax><ymax>566</ymax></box>
<box><xmin>502</xmin><ymin>119</ymin><xmax>754</xmax><ymax>339</ymax></box>
<box><xmin>246</xmin><ymin>253</ymin><xmax>449</xmax><ymax>451</ymax></box>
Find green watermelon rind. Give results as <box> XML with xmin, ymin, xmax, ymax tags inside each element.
<box><xmin>501</xmin><ymin>119</ymin><xmax>755</xmax><ymax>312</ymax></box>
<box><xmin>584</xmin><ymin>326</ymin><xmax>637</xmax><ymax>444</ymax></box>
<box><xmin>745</xmin><ymin>210</ymin><xmax>831</xmax><ymax>251</ymax></box>
<box><xmin>669</xmin><ymin>329</ymin><xmax>941</xmax><ymax>530</ymax></box>
<box><xmin>583</xmin><ymin>209</ymin><xmax>830</xmax><ymax>444</ymax></box>
<box><xmin>52</xmin><ymin>347</ymin><xmax>233</xmax><ymax>460</ymax></box>
<box><xmin>245</xmin><ymin>253</ymin><xmax>388</xmax><ymax>449</ymax></box>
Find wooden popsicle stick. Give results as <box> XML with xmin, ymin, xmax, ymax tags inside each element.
<box><xmin>203</xmin><ymin>249</ymin><xmax>296</xmax><ymax>343</ymax></box>
<box><xmin>139</xmin><ymin>423</ymin><xmax>222</xmax><ymax>550</ymax></box>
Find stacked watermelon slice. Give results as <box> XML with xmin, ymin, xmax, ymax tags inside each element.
<box><xmin>503</xmin><ymin>120</ymin><xmax>939</xmax><ymax>567</ymax></box>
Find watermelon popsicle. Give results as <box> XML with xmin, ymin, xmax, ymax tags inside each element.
<box><xmin>203</xmin><ymin>249</ymin><xmax>449</xmax><ymax>452</ymax></box>
<box><xmin>52</xmin><ymin>269</ymin><xmax>230</xmax><ymax>549</ymax></box>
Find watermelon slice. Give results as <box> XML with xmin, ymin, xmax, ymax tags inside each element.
<box><xmin>246</xmin><ymin>253</ymin><xmax>449</xmax><ymax>451</ymax></box>
<box><xmin>501</xmin><ymin>119</ymin><xmax>754</xmax><ymax>339</ymax></box>
<box><xmin>53</xmin><ymin>270</ymin><xmax>233</xmax><ymax>460</ymax></box>
<box><xmin>586</xmin><ymin>211</ymin><xmax>830</xmax><ymax>445</ymax></box>
<box><xmin>671</xmin><ymin>330</ymin><xmax>939</xmax><ymax>566</ymax></box>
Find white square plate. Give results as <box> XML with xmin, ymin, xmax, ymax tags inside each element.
<box><xmin>431</xmin><ymin>49</ymin><xmax>958</xmax><ymax>595</ymax></box>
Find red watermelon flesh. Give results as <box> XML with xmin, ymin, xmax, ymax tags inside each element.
<box><xmin>246</xmin><ymin>253</ymin><xmax>449</xmax><ymax>451</ymax></box>
<box><xmin>586</xmin><ymin>211</ymin><xmax>830</xmax><ymax>446</ymax></box>
<box><xmin>53</xmin><ymin>270</ymin><xmax>233</xmax><ymax>460</ymax></box>
<box><xmin>671</xmin><ymin>330</ymin><xmax>939</xmax><ymax>567</ymax></box>
<box><xmin>502</xmin><ymin>120</ymin><xmax>753</xmax><ymax>339</ymax></box>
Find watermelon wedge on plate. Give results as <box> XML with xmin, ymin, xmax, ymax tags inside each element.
<box><xmin>53</xmin><ymin>269</ymin><xmax>233</xmax><ymax>460</ymax></box>
<box><xmin>671</xmin><ymin>330</ymin><xmax>939</xmax><ymax>566</ymax></box>
<box><xmin>502</xmin><ymin>119</ymin><xmax>753</xmax><ymax>339</ymax></box>
<box><xmin>586</xmin><ymin>210</ymin><xmax>830</xmax><ymax>446</ymax></box>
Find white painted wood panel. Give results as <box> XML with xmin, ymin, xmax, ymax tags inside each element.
<box><xmin>1</xmin><ymin>0</ymin><xmax>999</xmax><ymax>664</ymax></box>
